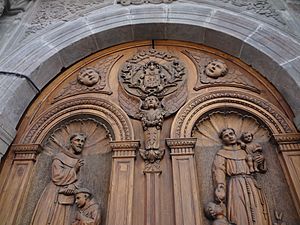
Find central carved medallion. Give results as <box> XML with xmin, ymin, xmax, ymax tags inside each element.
<box><xmin>119</xmin><ymin>49</ymin><xmax>187</xmax><ymax>172</ymax></box>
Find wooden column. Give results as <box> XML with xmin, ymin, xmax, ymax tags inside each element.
<box><xmin>0</xmin><ymin>144</ymin><xmax>41</xmax><ymax>225</ymax></box>
<box><xmin>166</xmin><ymin>138</ymin><xmax>202</xmax><ymax>225</ymax></box>
<box><xmin>274</xmin><ymin>133</ymin><xmax>300</xmax><ymax>216</ymax></box>
<box><xmin>107</xmin><ymin>141</ymin><xmax>139</xmax><ymax>225</ymax></box>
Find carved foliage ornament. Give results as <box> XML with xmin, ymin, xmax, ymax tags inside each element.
<box><xmin>185</xmin><ymin>50</ymin><xmax>260</xmax><ymax>93</ymax></box>
<box><xmin>119</xmin><ymin>49</ymin><xmax>187</xmax><ymax>172</ymax></box>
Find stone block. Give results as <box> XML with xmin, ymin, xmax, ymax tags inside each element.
<box><xmin>129</xmin><ymin>4</ymin><xmax>168</xmax><ymax>23</ymax></box>
<box><xmin>132</xmin><ymin>23</ymin><xmax>166</xmax><ymax>41</ymax></box>
<box><xmin>165</xmin><ymin>23</ymin><xmax>205</xmax><ymax>44</ymax></box>
<box><xmin>240</xmin><ymin>41</ymin><xmax>282</xmax><ymax>81</ymax></box>
<box><xmin>27</xmin><ymin>52</ymin><xmax>63</xmax><ymax>90</ymax></box>
<box><xmin>92</xmin><ymin>25</ymin><xmax>134</xmax><ymax>51</ymax></box>
<box><xmin>204</xmin><ymin>28</ymin><xmax>244</xmax><ymax>57</ymax></box>
<box><xmin>207</xmin><ymin>10</ymin><xmax>260</xmax><ymax>40</ymax></box>
<box><xmin>245</xmin><ymin>25</ymin><xmax>300</xmax><ymax>64</ymax></box>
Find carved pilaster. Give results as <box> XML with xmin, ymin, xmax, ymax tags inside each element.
<box><xmin>0</xmin><ymin>144</ymin><xmax>41</xmax><ymax>225</ymax></box>
<box><xmin>107</xmin><ymin>140</ymin><xmax>139</xmax><ymax>225</ymax></box>
<box><xmin>166</xmin><ymin>138</ymin><xmax>203</xmax><ymax>225</ymax></box>
<box><xmin>273</xmin><ymin>133</ymin><xmax>300</xmax><ymax>215</ymax></box>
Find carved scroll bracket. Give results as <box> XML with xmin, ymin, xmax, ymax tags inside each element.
<box><xmin>166</xmin><ymin>138</ymin><xmax>202</xmax><ymax>225</ymax></box>
<box><xmin>12</xmin><ymin>144</ymin><xmax>42</xmax><ymax>161</ymax></box>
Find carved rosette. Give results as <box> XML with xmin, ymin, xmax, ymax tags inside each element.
<box><xmin>118</xmin><ymin>49</ymin><xmax>187</xmax><ymax>171</ymax></box>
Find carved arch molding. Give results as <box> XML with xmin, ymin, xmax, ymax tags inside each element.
<box><xmin>0</xmin><ymin>41</ymin><xmax>299</xmax><ymax>225</ymax></box>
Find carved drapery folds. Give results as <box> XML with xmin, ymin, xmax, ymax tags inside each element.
<box><xmin>119</xmin><ymin>48</ymin><xmax>187</xmax><ymax>172</ymax></box>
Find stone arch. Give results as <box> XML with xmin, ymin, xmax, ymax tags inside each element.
<box><xmin>171</xmin><ymin>90</ymin><xmax>297</xmax><ymax>138</ymax></box>
<box><xmin>19</xmin><ymin>97</ymin><xmax>135</xmax><ymax>144</ymax></box>
<box><xmin>0</xmin><ymin>3</ymin><xmax>299</xmax><ymax>155</ymax></box>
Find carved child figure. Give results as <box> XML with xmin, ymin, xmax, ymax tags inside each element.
<box><xmin>205</xmin><ymin>202</ymin><xmax>234</xmax><ymax>225</ymax></box>
<box><xmin>240</xmin><ymin>132</ymin><xmax>266</xmax><ymax>172</ymax></box>
<box><xmin>72</xmin><ymin>188</ymin><xmax>101</xmax><ymax>225</ymax></box>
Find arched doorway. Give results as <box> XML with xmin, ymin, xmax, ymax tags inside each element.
<box><xmin>0</xmin><ymin>40</ymin><xmax>299</xmax><ymax>225</ymax></box>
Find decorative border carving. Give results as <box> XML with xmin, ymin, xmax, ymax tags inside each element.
<box><xmin>12</xmin><ymin>144</ymin><xmax>42</xmax><ymax>161</ymax></box>
<box><xmin>22</xmin><ymin>97</ymin><xmax>134</xmax><ymax>143</ymax></box>
<box><xmin>172</xmin><ymin>91</ymin><xmax>295</xmax><ymax>138</ymax></box>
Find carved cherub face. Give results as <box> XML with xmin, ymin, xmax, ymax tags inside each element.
<box><xmin>70</xmin><ymin>134</ymin><xmax>86</xmax><ymax>154</ymax></box>
<box><xmin>205</xmin><ymin>60</ymin><xmax>228</xmax><ymax>78</ymax></box>
<box><xmin>143</xmin><ymin>96</ymin><xmax>159</xmax><ymax>109</ymax></box>
<box><xmin>220</xmin><ymin>128</ymin><xmax>237</xmax><ymax>145</ymax></box>
<box><xmin>75</xmin><ymin>193</ymin><xmax>89</xmax><ymax>208</ymax></box>
<box><xmin>78</xmin><ymin>68</ymin><xmax>100</xmax><ymax>86</ymax></box>
<box><xmin>241</xmin><ymin>132</ymin><xmax>253</xmax><ymax>143</ymax></box>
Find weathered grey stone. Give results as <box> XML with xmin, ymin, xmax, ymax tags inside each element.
<box><xmin>28</xmin><ymin>52</ymin><xmax>63</xmax><ymax>90</ymax></box>
<box><xmin>0</xmin><ymin>74</ymin><xmax>37</xmax><ymax>160</ymax></box>
<box><xmin>207</xmin><ymin>10</ymin><xmax>260</xmax><ymax>41</ymax></box>
<box><xmin>132</xmin><ymin>23</ymin><xmax>166</xmax><ymax>41</ymax></box>
<box><xmin>204</xmin><ymin>28</ymin><xmax>244</xmax><ymax>57</ymax></box>
<box><xmin>165</xmin><ymin>23</ymin><xmax>205</xmax><ymax>44</ymax></box>
<box><xmin>92</xmin><ymin>25</ymin><xmax>134</xmax><ymax>50</ymax></box>
<box><xmin>244</xmin><ymin>25</ymin><xmax>300</xmax><ymax>64</ymax></box>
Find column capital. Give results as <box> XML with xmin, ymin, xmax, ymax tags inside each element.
<box><xmin>12</xmin><ymin>144</ymin><xmax>42</xmax><ymax>161</ymax></box>
<box><xmin>166</xmin><ymin>138</ymin><xmax>197</xmax><ymax>156</ymax></box>
<box><xmin>110</xmin><ymin>140</ymin><xmax>140</xmax><ymax>158</ymax></box>
<box><xmin>273</xmin><ymin>133</ymin><xmax>300</xmax><ymax>152</ymax></box>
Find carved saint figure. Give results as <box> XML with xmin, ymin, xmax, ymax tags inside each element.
<box><xmin>204</xmin><ymin>59</ymin><xmax>228</xmax><ymax>79</ymax></box>
<box><xmin>213</xmin><ymin>128</ymin><xmax>271</xmax><ymax>225</ymax></box>
<box><xmin>72</xmin><ymin>188</ymin><xmax>101</xmax><ymax>225</ymax></box>
<box><xmin>78</xmin><ymin>68</ymin><xmax>100</xmax><ymax>87</ymax></box>
<box><xmin>205</xmin><ymin>202</ymin><xmax>233</xmax><ymax>225</ymax></box>
<box><xmin>30</xmin><ymin>133</ymin><xmax>86</xmax><ymax>225</ymax></box>
<box><xmin>240</xmin><ymin>132</ymin><xmax>267</xmax><ymax>173</ymax></box>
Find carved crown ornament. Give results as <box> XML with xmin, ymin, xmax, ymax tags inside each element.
<box><xmin>118</xmin><ymin>48</ymin><xmax>188</xmax><ymax>172</ymax></box>
<box><xmin>52</xmin><ymin>55</ymin><xmax>121</xmax><ymax>103</ymax></box>
<box><xmin>184</xmin><ymin>50</ymin><xmax>261</xmax><ymax>93</ymax></box>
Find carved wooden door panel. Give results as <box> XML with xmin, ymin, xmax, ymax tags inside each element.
<box><xmin>0</xmin><ymin>41</ymin><xmax>299</xmax><ymax>225</ymax></box>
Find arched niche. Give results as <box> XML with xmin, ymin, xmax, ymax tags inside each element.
<box><xmin>170</xmin><ymin>90</ymin><xmax>300</xmax><ymax>224</ymax></box>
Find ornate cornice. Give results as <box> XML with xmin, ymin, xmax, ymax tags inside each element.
<box><xmin>12</xmin><ymin>144</ymin><xmax>42</xmax><ymax>161</ymax></box>
<box><xmin>173</xmin><ymin>91</ymin><xmax>294</xmax><ymax>138</ymax></box>
<box><xmin>110</xmin><ymin>140</ymin><xmax>140</xmax><ymax>158</ymax></box>
<box><xmin>166</xmin><ymin>138</ymin><xmax>197</xmax><ymax>156</ymax></box>
<box><xmin>22</xmin><ymin>97</ymin><xmax>133</xmax><ymax>143</ymax></box>
<box><xmin>273</xmin><ymin>133</ymin><xmax>300</xmax><ymax>152</ymax></box>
